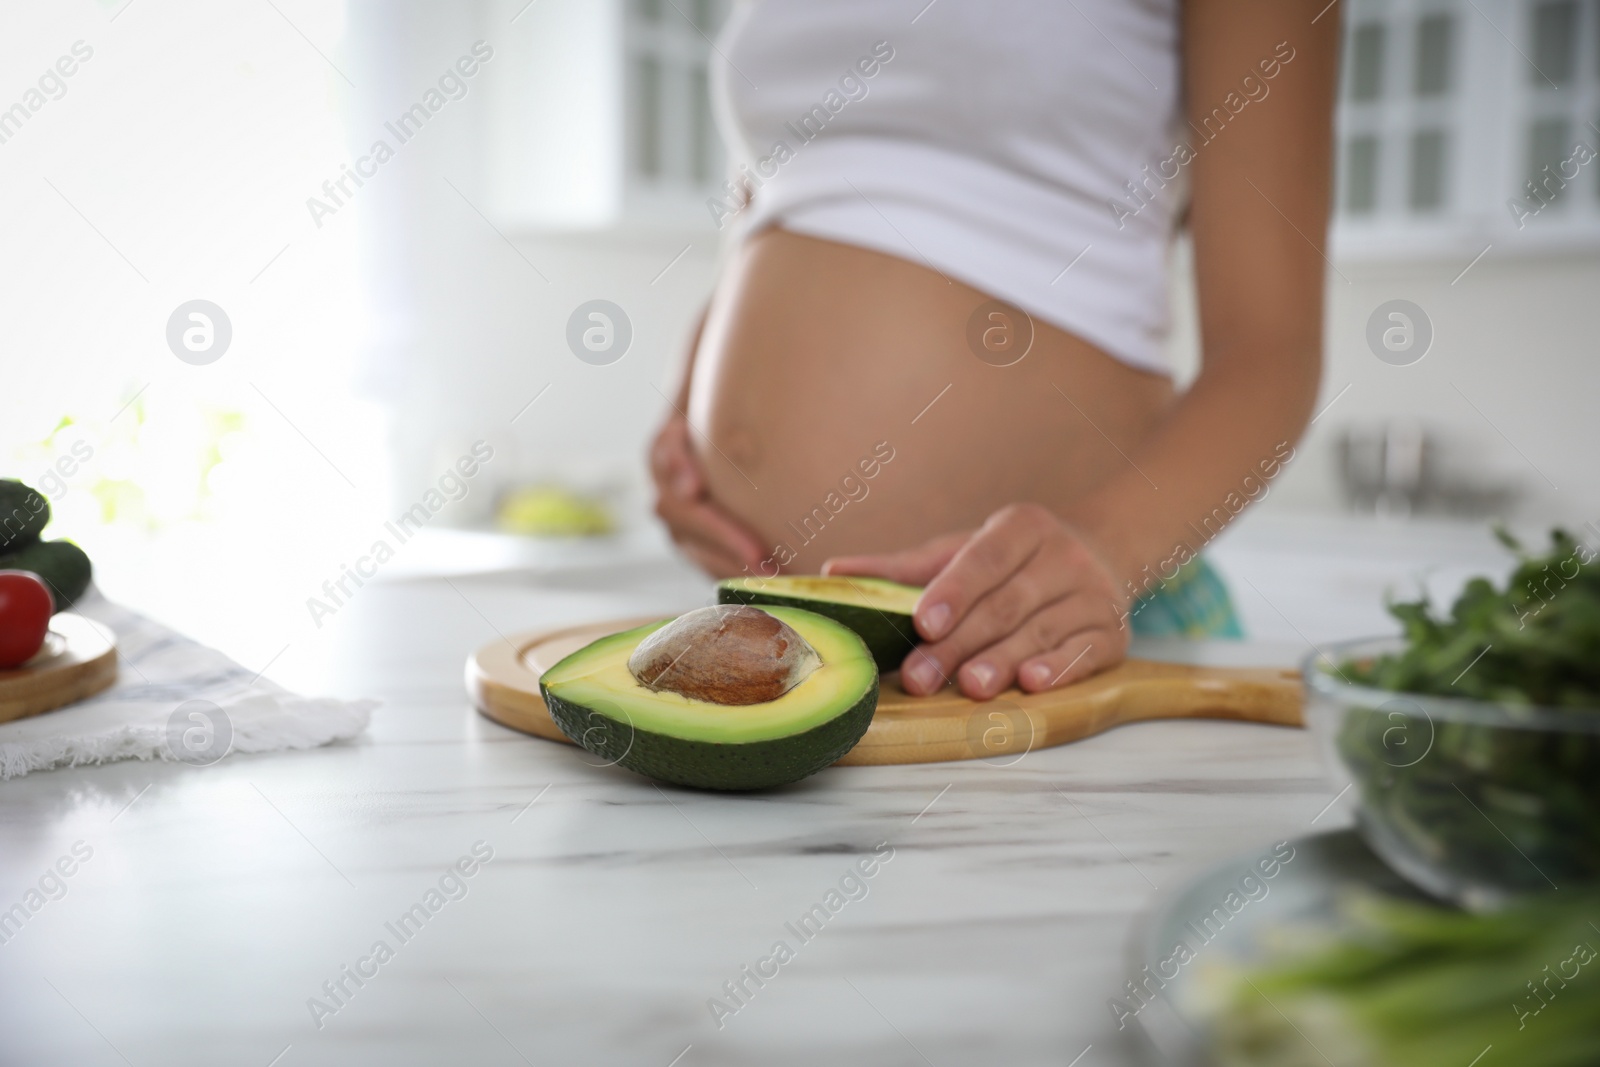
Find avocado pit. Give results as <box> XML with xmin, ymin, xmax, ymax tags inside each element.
<box><xmin>627</xmin><ymin>605</ymin><xmax>821</xmax><ymax>705</ymax></box>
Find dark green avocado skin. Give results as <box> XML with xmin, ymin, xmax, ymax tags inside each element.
<box><xmin>0</xmin><ymin>480</ymin><xmax>50</xmax><ymax>553</ymax></box>
<box><xmin>541</xmin><ymin>678</ymin><xmax>879</xmax><ymax>792</ymax></box>
<box><xmin>0</xmin><ymin>538</ymin><xmax>91</xmax><ymax>610</ymax></box>
<box><xmin>716</xmin><ymin>586</ymin><xmax>916</xmax><ymax>672</ymax></box>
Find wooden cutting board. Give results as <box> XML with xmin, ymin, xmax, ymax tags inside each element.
<box><xmin>0</xmin><ymin>613</ymin><xmax>119</xmax><ymax>725</ymax></box>
<box><xmin>466</xmin><ymin>615</ymin><xmax>1303</xmax><ymax>767</ymax></box>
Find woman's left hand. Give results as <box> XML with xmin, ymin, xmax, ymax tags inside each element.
<box><xmin>822</xmin><ymin>504</ymin><xmax>1132</xmax><ymax>700</ymax></box>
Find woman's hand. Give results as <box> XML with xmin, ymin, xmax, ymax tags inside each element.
<box><xmin>649</xmin><ymin>412</ymin><xmax>767</xmax><ymax>578</ymax></box>
<box><xmin>823</xmin><ymin>504</ymin><xmax>1131</xmax><ymax>700</ymax></box>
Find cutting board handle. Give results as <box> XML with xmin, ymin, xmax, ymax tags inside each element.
<box><xmin>1091</xmin><ymin>660</ymin><xmax>1303</xmax><ymax>726</ymax></box>
<box><xmin>835</xmin><ymin>659</ymin><xmax>1302</xmax><ymax>765</ymax></box>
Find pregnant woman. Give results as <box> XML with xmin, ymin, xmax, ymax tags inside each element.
<box><xmin>650</xmin><ymin>0</ymin><xmax>1337</xmax><ymax>701</ymax></box>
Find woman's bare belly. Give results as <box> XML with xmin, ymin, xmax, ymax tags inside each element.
<box><xmin>688</xmin><ymin>228</ymin><xmax>1175</xmax><ymax>574</ymax></box>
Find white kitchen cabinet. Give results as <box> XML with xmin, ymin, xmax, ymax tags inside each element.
<box><xmin>1333</xmin><ymin>0</ymin><xmax>1600</xmax><ymax>260</ymax></box>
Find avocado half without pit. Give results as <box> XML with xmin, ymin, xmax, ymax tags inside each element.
<box><xmin>717</xmin><ymin>575</ymin><xmax>923</xmax><ymax>671</ymax></box>
<box><xmin>538</xmin><ymin>604</ymin><xmax>879</xmax><ymax>791</ymax></box>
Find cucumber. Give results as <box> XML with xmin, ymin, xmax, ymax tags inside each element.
<box><xmin>0</xmin><ymin>539</ymin><xmax>92</xmax><ymax>610</ymax></box>
<box><xmin>0</xmin><ymin>480</ymin><xmax>50</xmax><ymax>554</ymax></box>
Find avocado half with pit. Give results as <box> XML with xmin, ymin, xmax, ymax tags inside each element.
<box><xmin>539</xmin><ymin>604</ymin><xmax>878</xmax><ymax>791</ymax></box>
<box><xmin>718</xmin><ymin>575</ymin><xmax>922</xmax><ymax>671</ymax></box>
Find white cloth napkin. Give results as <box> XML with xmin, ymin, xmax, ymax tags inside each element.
<box><xmin>0</xmin><ymin>593</ymin><xmax>375</xmax><ymax>780</ymax></box>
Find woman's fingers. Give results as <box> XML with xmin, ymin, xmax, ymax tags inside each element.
<box><xmin>649</xmin><ymin>415</ymin><xmax>767</xmax><ymax>573</ymax></box>
<box><xmin>649</xmin><ymin>417</ymin><xmax>703</xmax><ymax>499</ymax></box>
<box><xmin>677</xmin><ymin>536</ymin><xmax>750</xmax><ymax>579</ymax></box>
<box><xmin>655</xmin><ymin>494</ymin><xmax>767</xmax><ymax>571</ymax></box>
<box><xmin>887</xmin><ymin>506</ymin><xmax>1132</xmax><ymax>698</ymax></box>
<box><xmin>1017</xmin><ymin>630</ymin><xmax>1122</xmax><ymax>692</ymax></box>
<box><xmin>902</xmin><ymin>552</ymin><xmax>1071</xmax><ymax>694</ymax></box>
<box><xmin>905</xmin><ymin>592</ymin><xmax>1127</xmax><ymax>700</ymax></box>
<box><xmin>915</xmin><ymin>504</ymin><xmax>1062</xmax><ymax>642</ymax></box>
<box><xmin>674</xmin><ymin>528</ymin><xmax>755</xmax><ymax>578</ymax></box>
<box><xmin>821</xmin><ymin>530</ymin><xmax>971</xmax><ymax>587</ymax></box>
<box><xmin>961</xmin><ymin>591</ymin><xmax>1126</xmax><ymax>698</ymax></box>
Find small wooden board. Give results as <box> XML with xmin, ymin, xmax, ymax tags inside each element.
<box><xmin>466</xmin><ymin>616</ymin><xmax>1303</xmax><ymax>767</ymax></box>
<box><xmin>0</xmin><ymin>614</ymin><xmax>119</xmax><ymax>725</ymax></box>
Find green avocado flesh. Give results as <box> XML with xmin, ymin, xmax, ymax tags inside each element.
<box><xmin>717</xmin><ymin>575</ymin><xmax>921</xmax><ymax>671</ymax></box>
<box><xmin>539</xmin><ymin>605</ymin><xmax>878</xmax><ymax>791</ymax></box>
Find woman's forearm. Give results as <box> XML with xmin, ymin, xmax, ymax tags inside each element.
<box><xmin>1066</xmin><ymin>346</ymin><xmax>1320</xmax><ymax>601</ymax></box>
<box><xmin>1068</xmin><ymin>0</ymin><xmax>1339</xmax><ymax>603</ymax></box>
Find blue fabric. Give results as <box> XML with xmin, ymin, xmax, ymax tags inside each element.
<box><xmin>1128</xmin><ymin>557</ymin><xmax>1245</xmax><ymax>639</ymax></box>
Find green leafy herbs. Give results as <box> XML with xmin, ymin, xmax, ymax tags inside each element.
<box><xmin>1205</xmin><ymin>890</ymin><xmax>1600</xmax><ymax>1067</ymax></box>
<box><xmin>1331</xmin><ymin>529</ymin><xmax>1600</xmax><ymax>902</ymax></box>
<box><xmin>1345</xmin><ymin>528</ymin><xmax>1600</xmax><ymax>708</ymax></box>
<box><xmin>1335</xmin><ymin>706</ymin><xmax>1600</xmax><ymax>897</ymax></box>
<box><xmin>1203</xmin><ymin>532</ymin><xmax>1600</xmax><ymax>1065</ymax></box>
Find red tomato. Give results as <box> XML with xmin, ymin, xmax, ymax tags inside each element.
<box><xmin>0</xmin><ymin>570</ymin><xmax>54</xmax><ymax>669</ymax></box>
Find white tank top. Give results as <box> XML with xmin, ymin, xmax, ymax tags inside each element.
<box><xmin>715</xmin><ymin>0</ymin><xmax>1184</xmax><ymax>374</ymax></box>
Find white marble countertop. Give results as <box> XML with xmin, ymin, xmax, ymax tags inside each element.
<box><xmin>0</xmin><ymin>560</ymin><xmax>1355</xmax><ymax>1067</ymax></box>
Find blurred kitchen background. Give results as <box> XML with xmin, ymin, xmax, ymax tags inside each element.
<box><xmin>2</xmin><ymin>0</ymin><xmax>1597</xmax><ymax>688</ymax></box>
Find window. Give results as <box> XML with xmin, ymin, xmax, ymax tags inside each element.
<box><xmin>1338</xmin><ymin>9</ymin><xmax>1449</xmax><ymax>220</ymax></box>
<box><xmin>1332</xmin><ymin>0</ymin><xmax>1600</xmax><ymax>256</ymax></box>
<box><xmin>1516</xmin><ymin>0</ymin><xmax>1600</xmax><ymax>220</ymax></box>
<box><xmin>634</xmin><ymin>53</ymin><xmax>663</xmax><ymax>178</ymax></box>
<box><xmin>1530</xmin><ymin>0</ymin><xmax>1578</xmax><ymax>85</ymax></box>
<box><xmin>1527</xmin><ymin>117</ymin><xmax>1572</xmax><ymax>201</ymax></box>
<box><xmin>1338</xmin><ymin>15</ymin><xmax>1391</xmax><ymax>219</ymax></box>
<box><xmin>689</xmin><ymin>67</ymin><xmax>713</xmax><ymax>184</ymax></box>
<box><xmin>1414</xmin><ymin>14</ymin><xmax>1452</xmax><ymax>95</ymax></box>
<box><xmin>1346</xmin><ymin>135</ymin><xmax>1381</xmax><ymax>213</ymax></box>
<box><xmin>625</xmin><ymin>0</ymin><xmax>726</xmax><ymax>192</ymax></box>
<box><xmin>1349</xmin><ymin>23</ymin><xmax>1387</xmax><ymax>101</ymax></box>
<box><xmin>1409</xmin><ymin>129</ymin><xmax>1448</xmax><ymax>209</ymax></box>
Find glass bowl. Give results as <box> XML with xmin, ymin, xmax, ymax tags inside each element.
<box><xmin>1304</xmin><ymin>637</ymin><xmax>1600</xmax><ymax>910</ymax></box>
